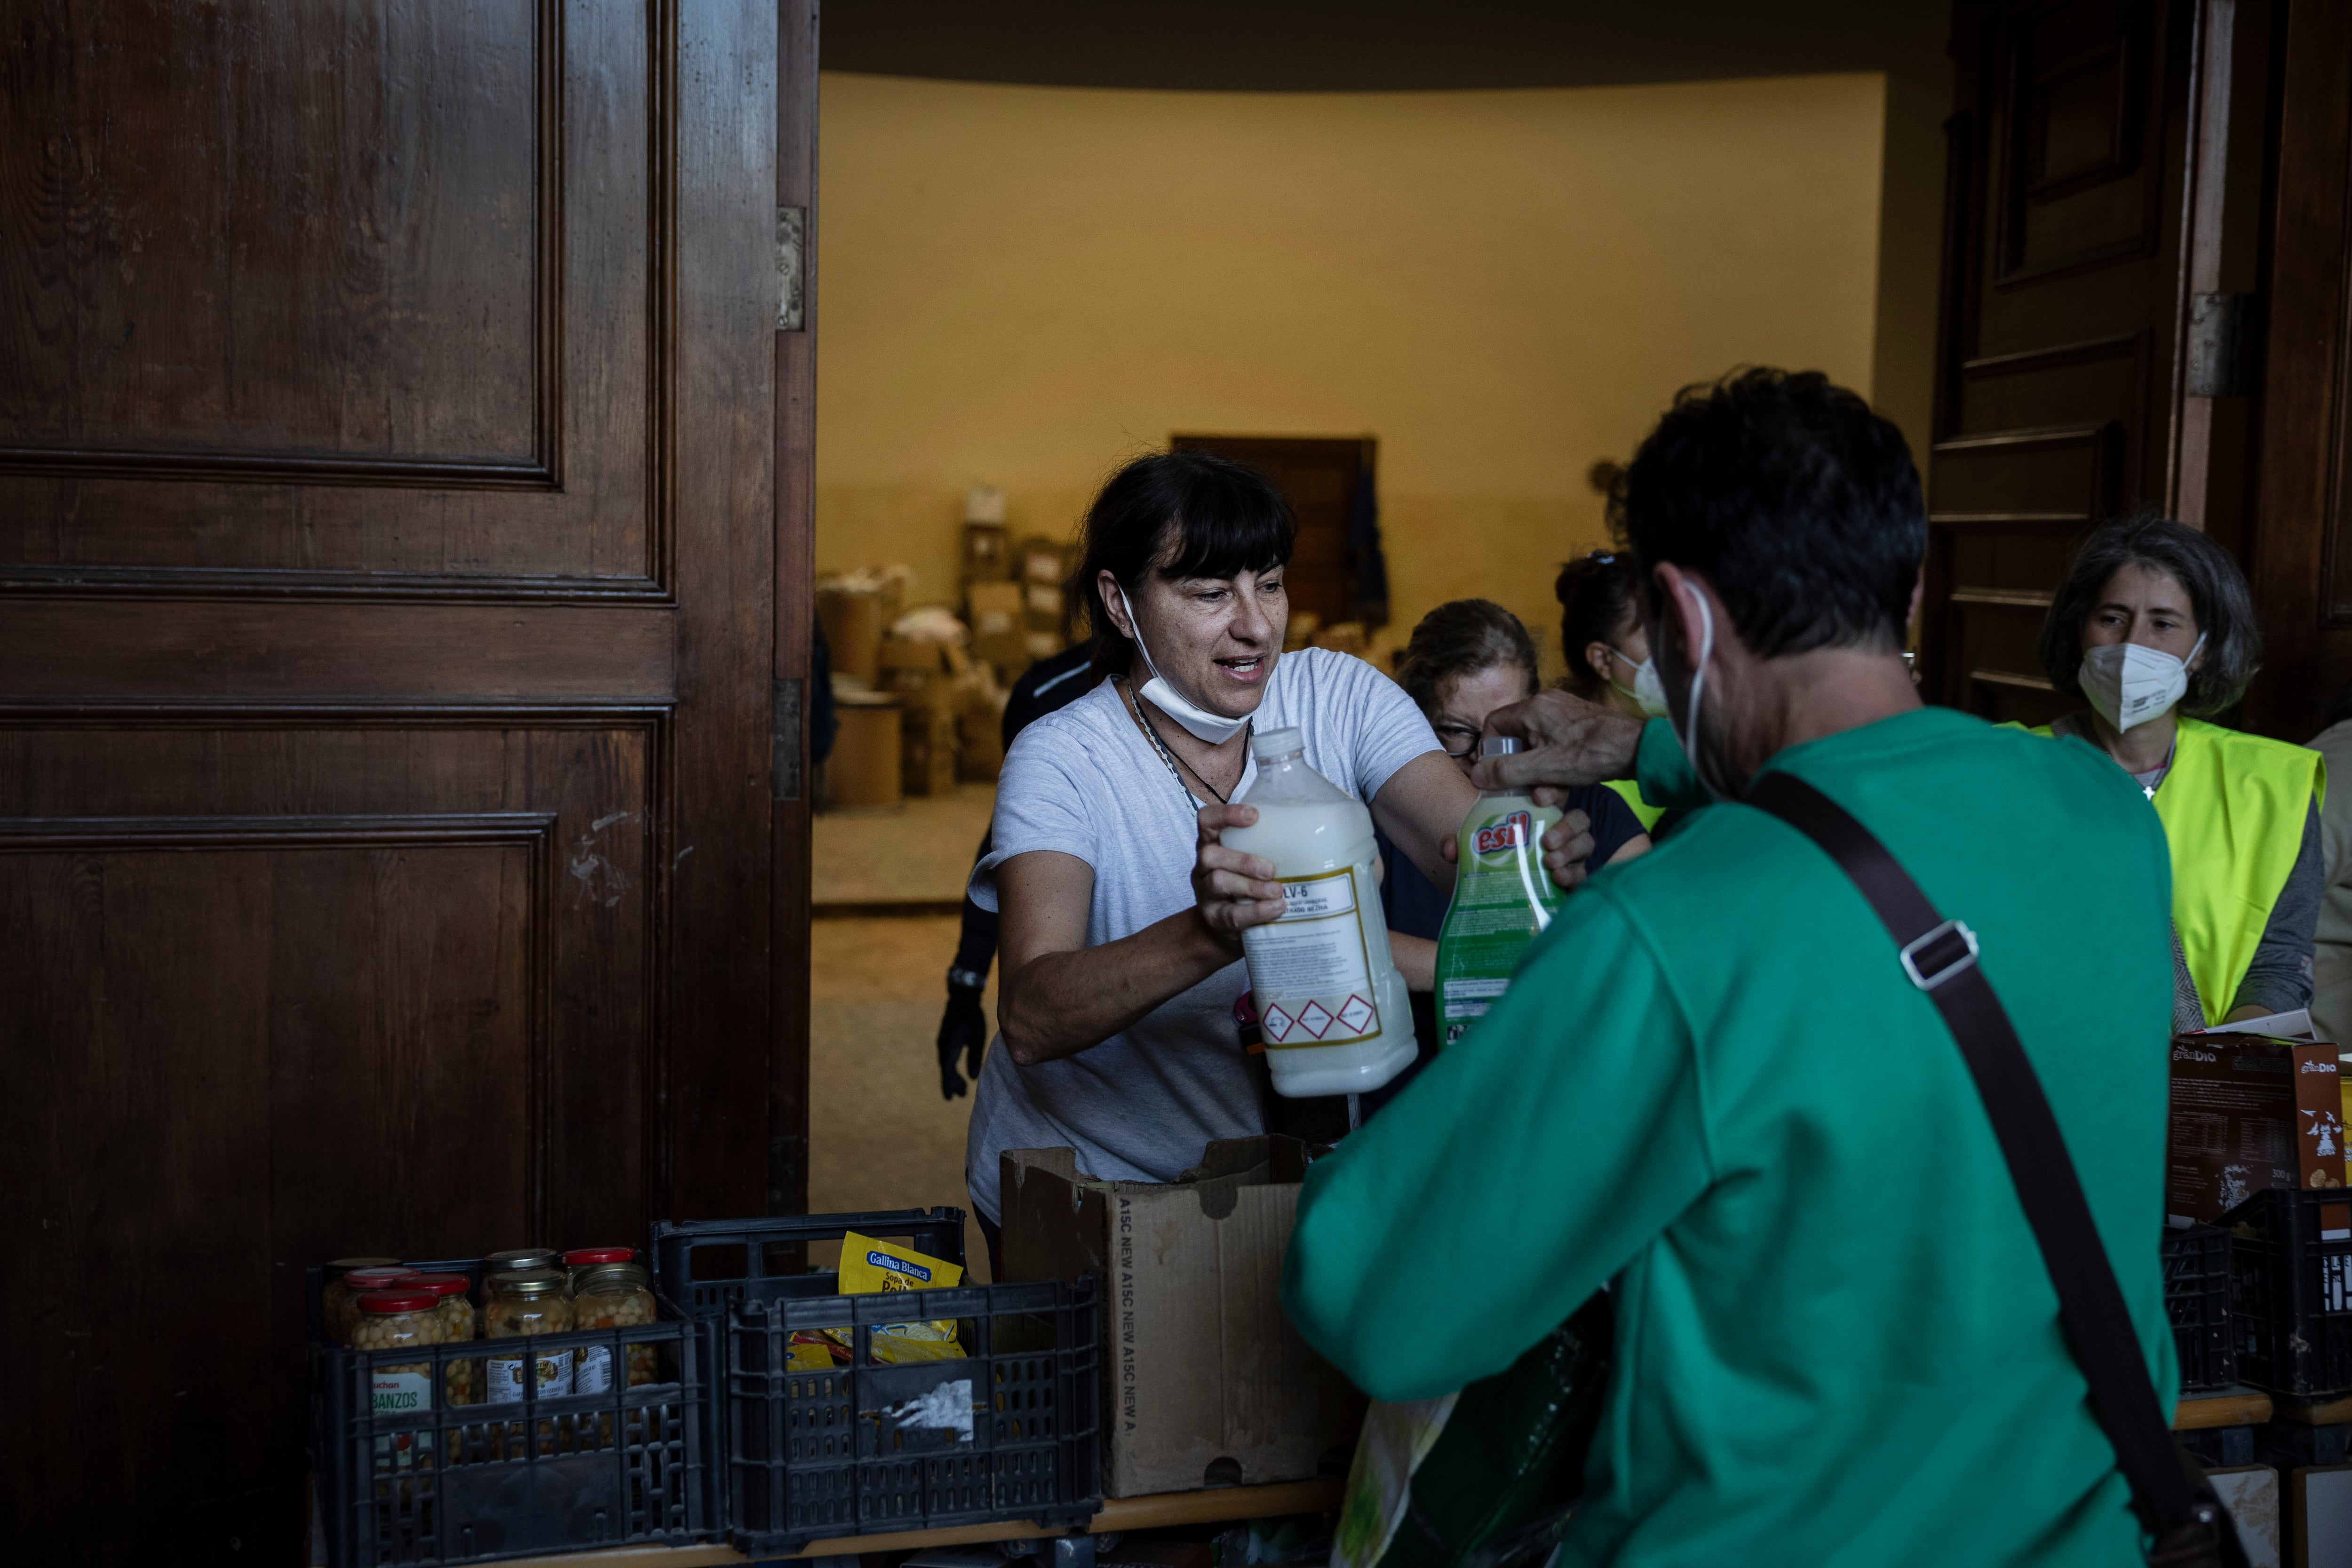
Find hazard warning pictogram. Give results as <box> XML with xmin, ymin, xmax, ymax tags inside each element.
<box><xmin>1297</xmin><ymin>1001</ymin><xmax>1335</xmax><ymax>1039</ymax></box>
<box><xmin>1335</xmin><ymin>995</ymin><xmax>1374</xmax><ymax>1034</ymax></box>
<box><xmin>1261</xmin><ymin>1005</ymin><xmax>1295</xmax><ymax>1044</ymax></box>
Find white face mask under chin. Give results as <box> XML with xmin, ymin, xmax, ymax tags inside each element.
<box><xmin>2078</xmin><ymin>633</ymin><xmax>2205</xmax><ymax>734</ymax></box>
<box><xmin>1116</xmin><ymin>586</ymin><xmax>1253</xmax><ymax>744</ymax></box>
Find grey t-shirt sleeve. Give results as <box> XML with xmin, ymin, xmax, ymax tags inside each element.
<box><xmin>1330</xmin><ymin>651</ymin><xmax>1444</xmax><ymax>802</ymax></box>
<box><xmin>969</xmin><ymin>725</ymin><xmax>1100</xmax><ymax>915</ymax></box>
<box><xmin>2231</xmin><ymin>799</ymin><xmax>2322</xmax><ymax>1017</ymax></box>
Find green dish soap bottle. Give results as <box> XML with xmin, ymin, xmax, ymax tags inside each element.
<box><xmin>1434</xmin><ymin>735</ymin><xmax>1565</xmax><ymax>1047</ymax></box>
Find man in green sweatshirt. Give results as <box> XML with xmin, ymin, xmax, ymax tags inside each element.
<box><xmin>1281</xmin><ymin>369</ymin><xmax>2176</xmax><ymax>1566</ymax></box>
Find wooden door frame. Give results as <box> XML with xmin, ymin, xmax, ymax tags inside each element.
<box><xmin>2243</xmin><ymin>0</ymin><xmax>2352</xmax><ymax>738</ymax></box>
<box><xmin>771</xmin><ymin>0</ymin><xmax>818</xmax><ymax>1214</ymax></box>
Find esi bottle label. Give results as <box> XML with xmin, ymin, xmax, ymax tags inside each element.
<box><xmin>1433</xmin><ymin>798</ymin><xmax>1564</xmax><ymax>1049</ymax></box>
<box><xmin>1243</xmin><ymin>868</ymin><xmax>1383</xmax><ymax>1048</ymax></box>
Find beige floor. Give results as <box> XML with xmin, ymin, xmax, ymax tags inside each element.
<box><xmin>808</xmin><ymin>788</ymin><xmax>1007</xmax><ymax>1276</ymax></box>
<box><xmin>807</xmin><ymin>913</ymin><xmax>996</xmax><ymax>1280</ymax></box>
<box><xmin>813</xmin><ymin>782</ymin><xmax>998</xmax><ymax>905</ymax></box>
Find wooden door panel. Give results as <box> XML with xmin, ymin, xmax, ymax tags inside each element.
<box><xmin>2</xmin><ymin>0</ymin><xmax>662</xmax><ymax>589</ymax></box>
<box><xmin>1</xmin><ymin>820</ymin><xmax>546</xmax><ymax>1546</ymax></box>
<box><xmin>1993</xmin><ymin>0</ymin><xmax>2165</xmax><ymax>282</ymax></box>
<box><xmin>0</xmin><ymin>0</ymin><xmax>787</xmax><ymax>1555</ymax></box>
<box><xmin>0</xmin><ymin>718</ymin><xmax>663</xmax><ymax>1232</ymax></box>
<box><xmin>1924</xmin><ymin>0</ymin><xmax>2198</xmax><ymax>715</ymax></box>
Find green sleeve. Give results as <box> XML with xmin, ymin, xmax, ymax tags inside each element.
<box><xmin>1280</xmin><ymin>889</ymin><xmax>1713</xmax><ymax>1401</ymax></box>
<box><xmin>1634</xmin><ymin>716</ymin><xmax>1704</xmax><ymax>810</ymax></box>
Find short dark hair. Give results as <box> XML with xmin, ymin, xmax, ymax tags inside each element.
<box><xmin>1612</xmin><ymin>367</ymin><xmax>1924</xmax><ymax>657</ymax></box>
<box><xmin>1075</xmin><ymin>450</ymin><xmax>1296</xmax><ymax>676</ymax></box>
<box><xmin>1395</xmin><ymin>599</ymin><xmax>1540</xmax><ymax>713</ymax></box>
<box><xmin>1554</xmin><ymin>551</ymin><xmax>1639</xmax><ymax>698</ymax></box>
<box><xmin>2039</xmin><ymin>514</ymin><xmax>2261</xmax><ymax>716</ymax></box>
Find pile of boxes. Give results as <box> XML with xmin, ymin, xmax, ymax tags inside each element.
<box><xmin>815</xmin><ymin>487</ymin><xmax>1077</xmax><ymax>810</ymax></box>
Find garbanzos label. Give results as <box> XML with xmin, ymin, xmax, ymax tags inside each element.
<box><xmin>1242</xmin><ymin>868</ymin><xmax>1381</xmax><ymax>1048</ymax></box>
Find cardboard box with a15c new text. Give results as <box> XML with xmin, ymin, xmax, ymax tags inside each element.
<box><xmin>1001</xmin><ymin>1138</ymin><xmax>1365</xmax><ymax>1498</ymax></box>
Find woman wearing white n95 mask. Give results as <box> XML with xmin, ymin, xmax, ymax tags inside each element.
<box><xmin>2035</xmin><ymin>515</ymin><xmax>2324</xmax><ymax>1028</ymax></box>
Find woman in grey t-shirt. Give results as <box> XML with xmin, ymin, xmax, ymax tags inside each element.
<box><xmin>965</xmin><ymin>452</ymin><xmax>1608</xmax><ymax>1258</ymax></box>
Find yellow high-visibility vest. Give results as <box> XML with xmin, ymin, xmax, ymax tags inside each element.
<box><xmin>1605</xmin><ymin>777</ymin><xmax>1666</xmax><ymax>833</ymax></box>
<box><xmin>2153</xmin><ymin>718</ymin><xmax>2324</xmax><ymax>1022</ymax></box>
<box><xmin>2034</xmin><ymin>716</ymin><xmax>2326</xmax><ymax>1021</ymax></box>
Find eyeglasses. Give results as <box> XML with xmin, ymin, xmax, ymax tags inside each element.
<box><xmin>1433</xmin><ymin>723</ymin><xmax>1482</xmax><ymax>760</ymax></box>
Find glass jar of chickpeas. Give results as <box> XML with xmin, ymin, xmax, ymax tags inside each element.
<box><xmin>484</xmin><ymin>1248</ymin><xmax>561</xmax><ymax>1276</ymax></box>
<box><xmin>332</xmin><ymin>1266</ymin><xmax>420</xmax><ymax>1346</ymax></box>
<box><xmin>572</xmin><ymin>1263</ymin><xmax>660</xmax><ymax>1390</ymax></box>
<box><xmin>483</xmin><ymin>1270</ymin><xmax>574</xmax><ymax>1405</ymax></box>
<box><xmin>318</xmin><ymin>1258</ymin><xmax>402</xmax><ymax>1345</ymax></box>
<box><xmin>408</xmin><ymin>1274</ymin><xmax>477</xmax><ymax>1404</ymax></box>
<box><xmin>561</xmin><ymin>1247</ymin><xmax>635</xmax><ymax>1294</ymax></box>
<box><xmin>353</xmin><ymin>1289</ymin><xmax>446</xmax><ymax>1458</ymax></box>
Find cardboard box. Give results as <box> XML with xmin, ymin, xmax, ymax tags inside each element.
<box><xmin>961</xmin><ymin>521</ymin><xmax>1010</xmax><ymax>584</ymax></box>
<box><xmin>967</xmin><ymin>580</ymin><xmax>1026</xmax><ymax>637</ymax></box>
<box><xmin>901</xmin><ymin>707</ymin><xmax>959</xmax><ymax>798</ymax></box>
<box><xmin>1000</xmin><ymin>1137</ymin><xmax>1365</xmax><ymax>1498</ymax></box>
<box><xmin>2167</xmin><ymin>1035</ymin><xmax>2347</xmax><ymax>1225</ymax></box>
<box><xmin>958</xmin><ymin>704</ymin><xmax>1006</xmax><ymax>782</ymax></box>
<box><xmin>818</xmin><ymin>589</ymin><xmax>885</xmax><ymax>685</ymax></box>
<box><xmin>826</xmin><ymin>696</ymin><xmax>901</xmax><ymax>809</ymax></box>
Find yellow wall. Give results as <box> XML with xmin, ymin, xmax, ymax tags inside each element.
<box><xmin>816</xmin><ymin>71</ymin><xmax>1887</xmax><ymax>675</ymax></box>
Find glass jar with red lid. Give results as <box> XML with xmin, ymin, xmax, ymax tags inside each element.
<box><xmin>562</xmin><ymin>1247</ymin><xmax>634</xmax><ymax>1292</ymax></box>
<box><xmin>353</xmin><ymin>1291</ymin><xmax>446</xmax><ymax>1468</ymax></box>
<box><xmin>407</xmin><ymin>1274</ymin><xmax>477</xmax><ymax>1403</ymax></box>
<box><xmin>329</xmin><ymin>1266</ymin><xmax>420</xmax><ymax>1345</ymax></box>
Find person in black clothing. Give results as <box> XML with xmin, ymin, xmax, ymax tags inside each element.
<box><xmin>935</xmin><ymin>642</ymin><xmax>1099</xmax><ymax>1098</ymax></box>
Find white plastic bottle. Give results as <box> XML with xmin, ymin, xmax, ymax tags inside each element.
<box><xmin>1221</xmin><ymin>726</ymin><xmax>1418</xmax><ymax>1097</ymax></box>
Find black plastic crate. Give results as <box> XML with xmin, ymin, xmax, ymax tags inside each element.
<box><xmin>306</xmin><ymin>1258</ymin><xmax>711</xmax><ymax>1567</ymax></box>
<box><xmin>2163</xmin><ymin>1223</ymin><xmax>2237</xmax><ymax>1392</ymax></box>
<box><xmin>2224</xmin><ymin>1187</ymin><xmax>2352</xmax><ymax>1398</ymax></box>
<box><xmin>652</xmin><ymin>1211</ymin><xmax>1100</xmax><ymax>1555</ymax></box>
<box><xmin>652</xmin><ymin>1208</ymin><xmax>969</xmax><ymax>1316</ymax></box>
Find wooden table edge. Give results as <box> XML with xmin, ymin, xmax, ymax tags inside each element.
<box><xmin>484</xmin><ymin>1477</ymin><xmax>1347</xmax><ymax>1568</ymax></box>
<box><xmin>2172</xmin><ymin>1389</ymin><xmax>2275</xmax><ymax>1430</ymax></box>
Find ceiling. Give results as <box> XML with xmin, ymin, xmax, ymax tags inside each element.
<box><xmin>818</xmin><ymin>1</ymin><xmax>1953</xmax><ymax>93</ymax></box>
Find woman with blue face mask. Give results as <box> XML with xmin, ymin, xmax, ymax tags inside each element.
<box><xmin>2035</xmin><ymin>515</ymin><xmax>2324</xmax><ymax>1027</ymax></box>
<box><xmin>1554</xmin><ymin>549</ymin><xmax>1669</xmax><ymax>832</ymax></box>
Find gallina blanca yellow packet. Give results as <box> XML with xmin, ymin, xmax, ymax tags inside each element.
<box><xmin>831</xmin><ymin>1231</ymin><xmax>966</xmax><ymax>1363</ymax></box>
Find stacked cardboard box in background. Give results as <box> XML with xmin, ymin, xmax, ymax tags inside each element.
<box><xmin>967</xmin><ymin>580</ymin><xmax>1029</xmax><ymax>678</ymax></box>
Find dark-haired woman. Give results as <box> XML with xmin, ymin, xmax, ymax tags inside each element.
<box><xmin>962</xmin><ymin>451</ymin><xmax>1555</xmax><ymax>1264</ymax></box>
<box><xmin>1554</xmin><ymin>550</ymin><xmax>1668</xmax><ymax>832</ymax></box>
<box><xmin>2036</xmin><ymin>515</ymin><xmax>2324</xmax><ymax>1026</ymax></box>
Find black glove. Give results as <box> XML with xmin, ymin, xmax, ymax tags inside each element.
<box><xmin>937</xmin><ymin>983</ymin><xmax>989</xmax><ymax>1100</ymax></box>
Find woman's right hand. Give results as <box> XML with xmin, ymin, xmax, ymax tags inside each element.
<box><xmin>1193</xmin><ymin>803</ymin><xmax>1286</xmax><ymax>947</ymax></box>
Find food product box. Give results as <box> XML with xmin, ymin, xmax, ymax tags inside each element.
<box><xmin>2167</xmin><ymin>1034</ymin><xmax>2346</xmax><ymax>1226</ymax></box>
<box><xmin>999</xmin><ymin>1137</ymin><xmax>1364</xmax><ymax>1498</ymax></box>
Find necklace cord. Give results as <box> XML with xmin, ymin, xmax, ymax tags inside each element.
<box><xmin>1121</xmin><ymin>678</ymin><xmax>1248</xmax><ymax>807</ymax></box>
